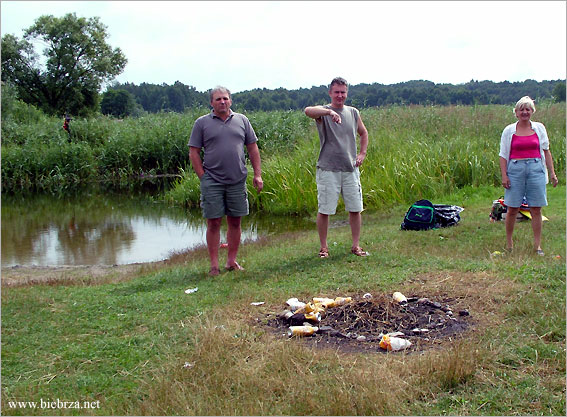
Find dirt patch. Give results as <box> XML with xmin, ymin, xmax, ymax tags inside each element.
<box><xmin>0</xmin><ymin>245</ymin><xmax>210</xmax><ymax>288</ymax></box>
<box><xmin>264</xmin><ymin>292</ymin><xmax>474</xmax><ymax>354</ymax></box>
<box><xmin>1</xmin><ymin>263</ymin><xmax>160</xmax><ymax>287</ymax></box>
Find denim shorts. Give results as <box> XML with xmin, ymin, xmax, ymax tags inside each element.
<box><xmin>504</xmin><ymin>158</ymin><xmax>547</xmax><ymax>207</ymax></box>
<box><xmin>316</xmin><ymin>168</ymin><xmax>363</xmax><ymax>215</ymax></box>
<box><xmin>199</xmin><ymin>172</ymin><xmax>249</xmax><ymax>219</ymax></box>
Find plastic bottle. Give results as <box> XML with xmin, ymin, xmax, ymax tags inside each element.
<box><xmin>294</xmin><ymin>302</ymin><xmax>318</xmax><ymax>315</ymax></box>
<box><xmin>288</xmin><ymin>325</ymin><xmax>318</xmax><ymax>337</ymax></box>
<box><xmin>313</xmin><ymin>297</ymin><xmax>334</xmax><ymax>305</ymax></box>
<box><xmin>379</xmin><ymin>334</ymin><xmax>412</xmax><ymax>351</ymax></box>
<box><xmin>286</xmin><ymin>298</ymin><xmax>305</xmax><ymax>311</ymax></box>
<box><xmin>392</xmin><ymin>292</ymin><xmax>408</xmax><ymax>304</ymax></box>
<box><xmin>334</xmin><ymin>297</ymin><xmax>352</xmax><ymax>306</ymax></box>
<box><xmin>304</xmin><ymin>311</ymin><xmax>321</xmax><ymax>323</ymax></box>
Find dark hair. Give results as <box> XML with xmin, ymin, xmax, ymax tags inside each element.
<box><xmin>329</xmin><ymin>77</ymin><xmax>348</xmax><ymax>91</ymax></box>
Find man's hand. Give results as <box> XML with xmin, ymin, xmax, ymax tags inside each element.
<box><xmin>253</xmin><ymin>175</ymin><xmax>263</xmax><ymax>192</ymax></box>
<box><xmin>355</xmin><ymin>152</ymin><xmax>366</xmax><ymax>167</ymax></box>
<box><xmin>329</xmin><ymin>110</ymin><xmax>341</xmax><ymax>124</ymax></box>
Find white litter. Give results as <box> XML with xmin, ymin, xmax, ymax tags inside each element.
<box><xmin>286</xmin><ymin>297</ymin><xmax>306</xmax><ymax>311</ymax></box>
<box><xmin>362</xmin><ymin>293</ymin><xmax>372</xmax><ymax>299</ymax></box>
<box><xmin>185</xmin><ymin>287</ymin><xmax>198</xmax><ymax>294</ymax></box>
<box><xmin>250</xmin><ymin>302</ymin><xmax>265</xmax><ymax>306</ymax></box>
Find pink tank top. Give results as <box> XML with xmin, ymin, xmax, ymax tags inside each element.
<box><xmin>509</xmin><ymin>133</ymin><xmax>541</xmax><ymax>159</ymax></box>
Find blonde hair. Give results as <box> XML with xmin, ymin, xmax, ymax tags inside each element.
<box><xmin>514</xmin><ymin>96</ymin><xmax>536</xmax><ymax>114</ymax></box>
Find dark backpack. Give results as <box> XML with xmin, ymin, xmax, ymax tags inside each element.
<box><xmin>401</xmin><ymin>199</ymin><xmax>436</xmax><ymax>231</ymax></box>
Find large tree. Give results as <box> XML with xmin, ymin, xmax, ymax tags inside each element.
<box><xmin>100</xmin><ymin>89</ymin><xmax>138</xmax><ymax>118</ymax></box>
<box><xmin>1</xmin><ymin>13</ymin><xmax>127</xmax><ymax>116</ymax></box>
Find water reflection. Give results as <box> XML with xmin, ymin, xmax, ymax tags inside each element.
<box><xmin>1</xmin><ymin>192</ymin><xmax>313</xmax><ymax>267</ymax></box>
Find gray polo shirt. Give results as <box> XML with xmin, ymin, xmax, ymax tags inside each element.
<box><xmin>316</xmin><ymin>104</ymin><xmax>359</xmax><ymax>172</ymax></box>
<box><xmin>189</xmin><ymin>110</ymin><xmax>258</xmax><ymax>184</ymax></box>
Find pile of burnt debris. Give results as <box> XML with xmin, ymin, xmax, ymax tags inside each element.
<box><xmin>264</xmin><ymin>292</ymin><xmax>473</xmax><ymax>353</ymax></box>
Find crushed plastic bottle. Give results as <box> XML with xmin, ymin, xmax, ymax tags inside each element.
<box><xmin>304</xmin><ymin>311</ymin><xmax>321</xmax><ymax>323</ymax></box>
<box><xmin>313</xmin><ymin>297</ymin><xmax>335</xmax><ymax>305</ymax></box>
<box><xmin>379</xmin><ymin>334</ymin><xmax>412</xmax><ymax>351</ymax></box>
<box><xmin>294</xmin><ymin>302</ymin><xmax>322</xmax><ymax>315</ymax></box>
<box><xmin>288</xmin><ymin>325</ymin><xmax>318</xmax><ymax>337</ymax></box>
<box><xmin>334</xmin><ymin>296</ymin><xmax>352</xmax><ymax>306</ymax></box>
<box><xmin>286</xmin><ymin>298</ymin><xmax>305</xmax><ymax>311</ymax></box>
<box><xmin>392</xmin><ymin>292</ymin><xmax>408</xmax><ymax>304</ymax></box>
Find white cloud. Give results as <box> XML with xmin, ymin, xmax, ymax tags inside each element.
<box><xmin>2</xmin><ymin>1</ymin><xmax>565</xmax><ymax>92</ymax></box>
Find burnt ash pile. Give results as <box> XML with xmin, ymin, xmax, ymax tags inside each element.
<box><xmin>265</xmin><ymin>293</ymin><xmax>473</xmax><ymax>353</ymax></box>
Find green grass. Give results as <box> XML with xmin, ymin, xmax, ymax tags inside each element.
<box><xmin>2</xmin><ymin>185</ymin><xmax>565</xmax><ymax>415</ymax></box>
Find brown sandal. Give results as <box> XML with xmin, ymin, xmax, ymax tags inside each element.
<box><xmin>318</xmin><ymin>248</ymin><xmax>329</xmax><ymax>258</ymax></box>
<box><xmin>225</xmin><ymin>261</ymin><xmax>245</xmax><ymax>271</ymax></box>
<box><xmin>351</xmin><ymin>246</ymin><xmax>368</xmax><ymax>257</ymax></box>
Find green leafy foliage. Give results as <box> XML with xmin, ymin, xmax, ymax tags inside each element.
<box><xmin>100</xmin><ymin>89</ymin><xmax>140</xmax><ymax>118</ymax></box>
<box><xmin>1</xmin><ymin>13</ymin><xmax>127</xmax><ymax>116</ymax></box>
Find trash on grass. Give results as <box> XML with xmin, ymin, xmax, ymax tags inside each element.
<box><xmin>185</xmin><ymin>287</ymin><xmax>198</xmax><ymax>294</ymax></box>
<box><xmin>379</xmin><ymin>334</ymin><xmax>412</xmax><ymax>351</ymax></box>
<box><xmin>288</xmin><ymin>325</ymin><xmax>318</xmax><ymax>337</ymax></box>
<box><xmin>250</xmin><ymin>302</ymin><xmax>265</xmax><ymax>306</ymax></box>
<box><xmin>362</xmin><ymin>293</ymin><xmax>372</xmax><ymax>299</ymax></box>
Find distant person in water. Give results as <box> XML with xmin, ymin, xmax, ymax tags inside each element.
<box><xmin>188</xmin><ymin>86</ymin><xmax>263</xmax><ymax>276</ymax></box>
<box><xmin>304</xmin><ymin>76</ymin><xmax>370</xmax><ymax>259</ymax></box>
<box><xmin>499</xmin><ymin>96</ymin><xmax>558</xmax><ymax>256</ymax></box>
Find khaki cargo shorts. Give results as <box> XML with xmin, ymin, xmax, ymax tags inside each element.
<box><xmin>316</xmin><ymin>168</ymin><xmax>363</xmax><ymax>215</ymax></box>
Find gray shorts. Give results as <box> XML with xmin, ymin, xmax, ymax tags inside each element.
<box><xmin>200</xmin><ymin>172</ymin><xmax>249</xmax><ymax>219</ymax></box>
<box><xmin>316</xmin><ymin>168</ymin><xmax>363</xmax><ymax>215</ymax></box>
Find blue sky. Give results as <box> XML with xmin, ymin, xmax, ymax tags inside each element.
<box><xmin>1</xmin><ymin>1</ymin><xmax>565</xmax><ymax>93</ymax></box>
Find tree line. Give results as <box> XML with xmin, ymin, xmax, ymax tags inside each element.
<box><xmin>2</xmin><ymin>12</ymin><xmax>565</xmax><ymax>119</ymax></box>
<box><xmin>104</xmin><ymin>78</ymin><xmax>565</xmax><ymax>117</ymax></box>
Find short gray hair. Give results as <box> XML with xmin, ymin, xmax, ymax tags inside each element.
<box><xmin>209</xmin><ymin>86</ymin><xmax>231</xmax><ymax>102</ymax></box>
<box><xmin>514</xmin><ymin>96</ymin><xmax>536</xmax><ymax>113</ymax></box>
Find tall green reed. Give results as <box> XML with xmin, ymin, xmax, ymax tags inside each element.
<box><xmin>168</xmin><ymin>104</ymin><xmax>565</xmax><ymax>214</ymax></box>
<box><xmin>2</xmin><ymin>104</ymin><xmax>564</xmax><ymax>200</ymax></box>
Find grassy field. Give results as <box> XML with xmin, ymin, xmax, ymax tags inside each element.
<box><xmin>1</xmin><ymin>184</ymin><xmax>565</xmax><ymax>416</ymax></box>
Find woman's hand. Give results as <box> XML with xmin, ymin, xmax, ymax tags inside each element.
<box><xmin>501</xmin><ymin>175</ymin><xmax>511</xmax><ymax>189</ymax></box>
<box><xmin>550</xmin><ymin>174</ymin><xmax>559</xmax><ymax>187</ymax></box>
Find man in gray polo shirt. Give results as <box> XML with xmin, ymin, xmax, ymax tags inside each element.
<box><xmin>304</xmin><ymin>77</ymin><xmax>369</xmax><ymax>259</ymax></box>
<box><xmin>189</xmin><ymin>86</ymin><xmax>263</xmax><ymax>276</ymax></box>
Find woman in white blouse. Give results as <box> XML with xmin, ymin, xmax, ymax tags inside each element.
<box><xmin>499</xmin><ymin>96</ymin><xmax>559</xmax><ymax>255</ymax></box>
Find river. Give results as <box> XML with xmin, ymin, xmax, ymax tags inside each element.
<box><xmin>1</xmin><ymin>192</ymin><xmax>313</xmax><ymax>267</ymax></box>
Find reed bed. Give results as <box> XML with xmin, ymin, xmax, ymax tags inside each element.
<box><xmin>2</xmin><ymin>104</ymin><xmax>565</xmax><ymax>209</ymax></box>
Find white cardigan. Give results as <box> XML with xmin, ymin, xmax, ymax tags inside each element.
<box><xmin>499</xmin><ymin>121</ymin><xmax>550</xmax><ymax>183</ymax></box>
